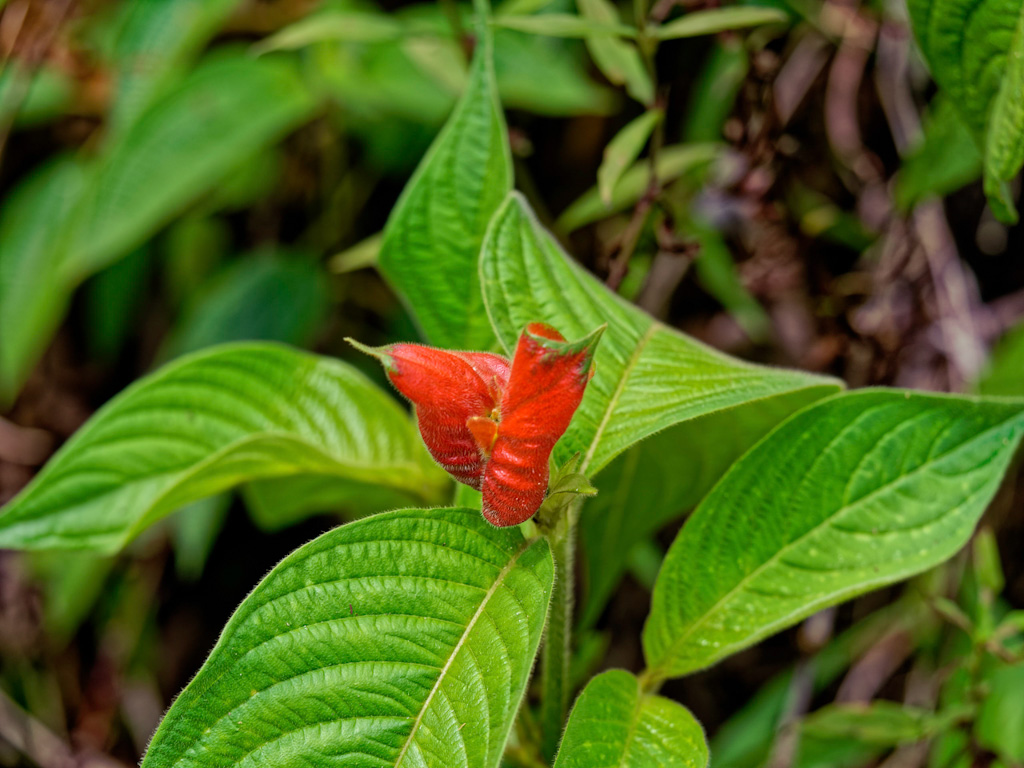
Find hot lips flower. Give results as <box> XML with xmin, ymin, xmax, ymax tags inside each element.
<box><xmin>348</xmin><ymin>323</ymin><xmax>602</xmax><ymax>526</ymax></box>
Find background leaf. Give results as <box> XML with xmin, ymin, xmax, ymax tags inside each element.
<box><xmin>0</xmin><ymin>344</ymin><xmax>448</xmax><ymax>552</ymax></box>
<box><xmin>801</xmin><ymin>702</ymin><xmax>967</xmax><ymax>746</ymax></box>
<box><xmin>158</xmin><ymin>252</ymin><xmax>330</xmax><ymax>360</ymax></box>
<box><xmin>977</xmin><ymin>322</ymin><xmax>1024</xmax><ymax>397</ymax></box>
<box><xmin>907</xmin><ymin>0</ymin><xmax>1024</xmax><ymax>221</ymax></box>
<box><xmin>556</xmin><ymin>143</ymin><xmax>721</xmax><ymax>232</ymax></box>
<box><xmin>895</xmin><ymin>97</ymin><xmax>982</xmax><ymax>212</ymax></box>
<box><xmin>597</xmin><ymin>107</ymin><xmax>662</xmax><ymax>205</ymax></box>
<box><xmin>377</xmin><ymin>4</ymin><xmax>512</xmax><ymax>350</ymax></box>
<box><xmin>654</xmin><ymin>6</ymin><xmax>788</xmax><ymax>39</ymax></box>
<box><xmin>0</xmin><ymin>53</ymin><xmax>317</xmax><ymax>405</ymax></box>
<box><xmin>107</xmin><ymin>0</ymin><xmax>245</xmax><ymax>132</ymax></box>
<box><xmin>481</xmin><ymin>192</ymin><xmax>840</xmax><ymax>475</ymax></box>
<box><xmin>69</xmin><ymin>53</ymin><xmax>318</xmax><ymax>280</ymax></box>
<box><xmin>142</xmin><ymin>507</ymin><xmax>554</xmax><ymax>768</ymax></box>
<box><xmin>0</xmin><ymin>156</ymin><xmax>87</xmax><ymax>406</ymax></box>
<box><xmin>553</xmin><ymin>669</ymin><xmax>708</xmax><ymax>767</ymax></box>
<box><xmin>576</xmin><ymin>0</ymin><xmax>654</xmax><ymax>104</ymax></box>
<box><xmin>493</xmin><ymin>13</ymin><xmax>635</xmax><ymax>37</ymax></box>
<box><xmin>643</xmin><ymin>390</ymin><xmax>1024</xmax><ymax>680</ymax></box>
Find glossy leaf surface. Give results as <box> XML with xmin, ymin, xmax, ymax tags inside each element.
<box><xmin>644</xmin><ymin>390</ymin><xmax>1024</xmax><ymax>679</ymax></box>
<box><xmin>0</xmin><ymin>344</ymin><xmax>447</xmax><ymax>552</ymax></box>
<box><xmin>553</xmin><ymin>669</ymin><xmax>708</xmax><ymax>768</ymax></box>
<box><xmin>377</xmin><ymin>3</ymin><xmax>511</xmax><ymax>350</ymax></box>
<box><xmin>142</xmin><ymin>507</ymin><xmax>554</xmax><ymax>768</ymax></box>
<box><xmin>481</xmin><ymin>192</ymin><xmax>839</xmax><ymax>475</ymax></box>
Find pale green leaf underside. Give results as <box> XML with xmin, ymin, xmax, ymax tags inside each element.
<box><xmin>142</xmin><ymin>507</ymin><xmax>554</xmax><ymax>768</ymax></box>
<box><xmin>553</xmin><ymin>669</ymin><xmax>708</xmax><ymax>768</ymax></box>
<box><xmin>644</xmin><ymin>389</ymin><xmax>1024</xmax><ymax>680</ymax></box>
<box><xmin>907</xmin><ymin>0</ymin><xmax>1024</xmax><ymax>221</ymax></box>
<box><xmin>0</xmin><ymin>344</ymin><xmax>447</xmax><ymax>552</ymax></box>
<box><xmin>377</xmin><ymin>6</ymin><xmax>511</xmax><ymax>350</ymax></box>
<box><xmin>480</xmin><ymin>192</ymin><xmax>840</xmax><ymax>476</ymax></box>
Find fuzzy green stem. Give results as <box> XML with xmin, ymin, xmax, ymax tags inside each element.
<box><xmin>539</xmin><ymin>499</ymin><xmax>582</xmax><ymax>762</ymax></box>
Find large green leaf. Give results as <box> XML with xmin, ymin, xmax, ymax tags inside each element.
<box><xmin>377</xmin><ymin>2</ymin><xmax>511</xmax><ymax>350</ymax></box>
<box><xmin>643</xmin><ymin>390</ymin><xmax>1024</xmax><ymax>680</ymax></box>
<box><xmin>480</xmin><ymin>192</ymin><xmax>839</xmax><ymax>476</ymax></box>
<box><xmin>0</xmin><ymin>344</ymin><xmax>448</xmax><ymax>552</ymax></box>
<box><xmin>907</xmin><ymin>0</ymin><xmax>1024</xmax><ymax>221</ymax></box>
<box><xmin>553</xmin><ymin>669</ymin><xmax>708</xmax><ymax>768</ymax></box>
<box><xmin>578</xmin><ymin>389</ymin><xmax>816</xmax><ymax>629</ymax></box>
<box><xmin>142</xmin><ymin>507</ymin><xmax>553</xmax><ymax>768</ymax></box>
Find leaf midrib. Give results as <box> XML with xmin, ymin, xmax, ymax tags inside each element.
<box><xmin>650</xmin><ymin>407</ymin><xmax>1024</xmax><ymax>678</ymax></box>
<box><xmin>393</xmin><ymin>535</ymin><xmax>539</xmax><ymax>767</ymax></box>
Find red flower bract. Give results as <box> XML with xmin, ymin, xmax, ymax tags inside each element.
<box><xmin>348</xmin><ymin>322</ymin><xmax>601</xmax><ymax>526</ymax></box>
<box><xmin>347</xmin><ymin>339</ymin><xmax>510</xmax><ymax>489</ymax></box>
<box><xmin>481</xmin><ymin>323</ymin><xmax>600</xmax><ymax>526</ymax></box>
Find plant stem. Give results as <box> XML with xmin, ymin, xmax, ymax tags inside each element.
<box><xmin>539</xmin><ymin>499</ymin><xmax>582</xmax><ymax>762</ymax></box>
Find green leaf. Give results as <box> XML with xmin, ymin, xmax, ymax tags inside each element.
<box><xmin>108</xmin><ymin>0</ymin><xmax>244</xmax><ymax>132</ymax></box>
<box><xmin>976</xmin><ymin>661</ymin><xmax>1024</xmax><ymax>762</ymax></box>
<box><xmin>692</xmin><ymin>222</ymin><xmax>771</xmax><ymax>343</ymax></box>
<box><xmin>0</xmin><ymin>156</ymin><xmax>87</xmax><ymax>406</ymax></box>
<box><xmin>159</xmin><ymin>252</ymin><xmax>330</xmax><ymax>360</ymax></box>
<box><xmin>577</xmin><ymin>0</ymin><xmax>654</xmax><ymax>104</ymax></box>
<box><xmin>493</xmin><ymin>13</ymin><xmax>636</xmax><ymax>38</ymax></box>
<box><xmin>553</xmin><ymin>669</ymin><xmax>708</xmax><ymax>768</ymax></box>
<box><xmin>802</xmin><ymin>702</ymin><xmax>966</xmax><ymax>746</ymax></box>
<box><xmin>494</xmin><ymin>28</ymin><xmax>617</xmax><ymax>116</ymax></box>
<box><xmin>654</xmin><ymin>6</ymin><xmax>788</xmax><ymax>39</ymax></box>
<box><xmin>141</xmin><ymin>507</ymin><xmax>554</xmax><ymax>768</ymax></box>
<box><xmin>480</xmin><ymin>192</ymin><xmax>839</xmax><ymax>476</ymax></box>
<box><xmin>895</xmin><ymin>97</ymin><xmax>982</xmax><ymax>211</ymax></box>
<box><xmin>907</xmin><ymin>0</ymin><xmax>1024</xmax><ymax>222</ymax></box>
<box><xmin>0</xmin><ymin>344</ymin><xmax>448</xmax><ymax>553</ymax></box>
<box><xmin>0</xmin><ymin>55</ymin><xmax>317</xmax><ymax>405</ymax></box>
<box><xmin>643</xmin><ymin>390</ymin><xmax>1024</xmax><ymax>680</ymax></box>
<box><xmin>70</xmin><ymin>54</ymin><xmax>318</xmax><ymax>280</ymax></box>
<box><xmin>977</xmin><ymin>322</ymin><xmax>1024</xmax><ymax>397</ymax></box>
<box><xmin>378</xmin><ymin>4</ymin><xmax>511</xmax><ymax>350</ymax></box>
<box><xmin>556</xmin><ymin>143</ymin><xmax>721</xmax><ymax>232</ymax></box>
<box><xmin>579</xmin><ymin>389</ymin><xmax>817</xmax><ymax>629</ymax></box>
<box><xmin>598</xmin><ymin>108</ymin><xmax>662</xmax><ymax>205</ymax></box>
<box><xmin>682</xmin><ymin>41</ymin><xmax>748</xmax><ymax>142</ymax></box>
<box><xmin>252</xmin><ymin>10</ymin><xmax>405</xmax><ymax>54</ymax></box>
